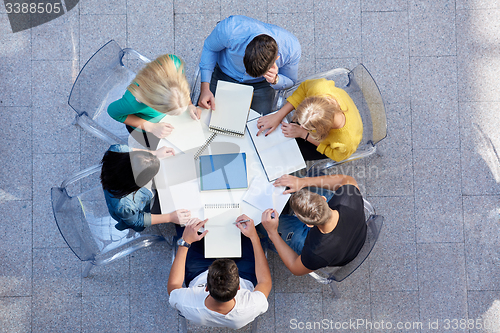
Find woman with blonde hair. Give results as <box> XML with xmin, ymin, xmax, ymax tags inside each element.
<box><xmin>108</xmin><ymin>54</ymin><xmax>201</xmax><ymax>148</ymax></box>
<box><xmin>256</xmin><ymin>78</ymin><xmax>363</xmax><ymax>161</ymax></box>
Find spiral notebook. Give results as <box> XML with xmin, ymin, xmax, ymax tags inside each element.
<box><xmin>204</xmin><ymin>203</ymin><xmax>242</xmax><ymax>258</ymax></box>
<box><xmin>209</xmin><ymin>81</ymin><xmax>254</xmax><ymax>137</ymax></box>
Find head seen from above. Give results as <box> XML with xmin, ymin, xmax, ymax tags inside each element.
<box><xmin>290</xmin><ymin>188</ymin><xmax>332</xmax><ymax>226</ymax></box>
<box><xmin>127</xmin><ymin>54</ymin><xmax>190</xmax><ymax>115</ymax></box>
<box><xmin>207</xmin><ymin>259</ymin><xmax>240</xmax><ymax>303</ymax></box>
<box><xmin>294</xmin><ymin>96</ymin><xmax>343</xmax><ymax>141</ymax></box>
<box><xmin>100</xmin><ymin>150</ymin><xmax>160</xmax><ymax>198</ymax></box>
<box><xmin>244</xmin><ymin>34</ymin><xmax>278</xmax><ymax>78</ymax></box>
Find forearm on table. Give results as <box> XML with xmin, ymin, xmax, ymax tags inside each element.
<box><xmin>299</xmin><ymin>174</ymin><xmax>358</xmax><ymax>191</ymax></box>
<box><xmin>124</xmin><ymin>114</ymin><xmax>151</xmax><ymax>131</ymax></box>
<box><xmin>151</xmin><ymin>213</ymin><xmax>174</xmax><ymax>225</ymax></box>
<box><xmin>167</xmin><ymin>246</ymin><xmax>189</xmax><ymax>294</ymax></box>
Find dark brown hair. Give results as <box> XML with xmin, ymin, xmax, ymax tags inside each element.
<box><xmin>207</xmin><ymin>259</ymin><xmax>240</xmax><ymax>302</ymax></box>
<box><xmin>244</xmin><ymin>34</ymin><xmax>278</xmax><ymax>78</ymax></box>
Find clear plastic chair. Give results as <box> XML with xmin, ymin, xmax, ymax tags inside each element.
<box><xmin>307</xmin><ymin>198</ymin><xmax>384</xmax><ymax>298</ymax></box>
<box><xmin>272</xmin><ymin>64</ymin><xmax>387</xmax><ymax>174</ymax></box>
<box><xmin>51</xmin><ymin>164</ymin><xmax>166</xmax><ymax>278</ymax></box>
<box><xmin>68</xmin><ymin>40</ymin><xmax>151</xmax><ymax>145</ymax></box>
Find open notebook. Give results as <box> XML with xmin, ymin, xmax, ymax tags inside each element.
<box><xmin>204</xmin><ymin>203</ymin><xmax>241</xmax><ymax>258</ymax></box>
<box><xmin>242</xmin><ymin>176</ymin><xmax>290</xmax><ymax>214</ymax></box>
<box><xmin>247</xmin><ymin>115</ymin><xmax>306</xmax><ymax>181</ymax></box>
<box><xmin>159</xmin><ymin>109</ymin><xmax>212</xmax><ymax>153</ymax></box>
<box><xmin>209</xmin><ymin>81</ymin><xmax>254</xmax><ymax>137</ymax></box>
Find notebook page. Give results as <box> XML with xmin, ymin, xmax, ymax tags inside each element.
<box><xmin>204</xmin><ymin>205</ymin><xmax>242</xmax><ymax>258</ymax></box>
<box><xmin>242</xmin><ymin>176</ymin><xmax>290</xmax><ymax>213</ymax></box>
<box><xmin>160</xmin><ymin>110</ymin><xmax>212</xmax><ymax>152</ymax></box>
<box><xmin>210</xmin><ymin>81</ymin><xmax>254</xmax><ymax>135</ymax></box>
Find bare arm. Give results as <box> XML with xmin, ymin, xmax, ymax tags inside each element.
<box><xmin>261</xmin><ymin>209</ymin><xmax>312</xmax><ymax>276</ymax></box>
<box><xmin>167</xmin><ymin>219</ymin><xmax>208</xmax><ymax>294</ymax></box>
<box><xmin>124</xmin><ymin>114</ymin><xmax>174</xmax><ymax>138</ymax></box>
<box><xmin>235</xmin><ymin>215</ymin><xmax>272</xmax><ymax>297</ymax></box>
<box><xmin>256</xmin><ymin>102</ymin><xmax>295</xmax><ymax>136</ymax></box>
<box><xmin>274</xmin><ymin>174</ymin><xmax>359</xmax><ymax>194</ymax></box>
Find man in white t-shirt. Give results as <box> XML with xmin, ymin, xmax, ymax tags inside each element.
<box><xmin>167</xmin><ymin>216</ymin><xmax>272</xmax><ymax>330</ymax></box>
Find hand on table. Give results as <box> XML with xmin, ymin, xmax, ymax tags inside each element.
<box><xmin>274</xmin><ymin>174</ymin><xmax>305</xmax><ymax>194</ymax></box>
<box><xmin>182</xmin><ymin>218</ymin><xmax>208</xmax><ymax>244</ymax></box>
<box><xmin>170</xmin><ymin>209</ymin><xmax>191</xmax><ymax>225</ymax></box>
<box><xmin>261</xmin><ymin>209</ymin><xmax>279</xmax><ymax>235</ymax></box>
<box><xmin>281</xmin><ymin>122</ymin><xmax>308</xmax><ymax>139</ymax></box>
<box><xmin>145</xmin><ymin>122</ymin><xmax>174</xmax><ymax>138</ymax></box>
<box><xmin>153</xmin><ymin>146</ymin><xmax>175</xmax><ymax>159</ymax></box>
<box><xmin>256</xmin><ymin>112</ymin><xmax>284</xmax><ymax>136</ymax></box>
<box><xmin>188</xmin><ymin>104</ymin><xmax>202</xmax><ymax>120</ymax></box>
<box><xmin>235</xmin><ymin>214</ymin><xmax>257</xmax><ymax>240</ymax></box>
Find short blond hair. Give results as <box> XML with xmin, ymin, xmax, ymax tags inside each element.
<box><xmin>293</xmin><ymin>96</ymin><xmax>343</xmax><ymax>141</ymax></box>
<box><xmin>127</xmin><ymin>54</ymin><xmax>190</xmax><ymax>115</ymax></box>
<box><xmin>289</xmin><ymin>188</ymin><xmax>332</xmax><ymax>226</ymax></box>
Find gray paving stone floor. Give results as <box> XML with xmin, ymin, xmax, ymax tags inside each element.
<box><xmin>1</xmin><ymin>0</ymin><xmax>500</xmax><ymax>332</ymax></box>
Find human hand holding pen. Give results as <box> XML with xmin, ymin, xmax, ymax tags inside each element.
<box><xmin>235</xmin><ymin>215</ymin><xmax>258</xmax><ymax>240</ymax></box>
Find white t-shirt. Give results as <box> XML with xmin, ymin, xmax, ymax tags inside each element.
<box><xmin>169</xmin><ymin>270</ymin><xmax>269</xmax><ymax>330</ymax></box>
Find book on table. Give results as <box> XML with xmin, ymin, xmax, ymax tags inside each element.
<box><xmin>209</xmin><ymin>81</ymin><xmax>254</xmax><ymax>137</ymax></box>
<box><xmin>199</xmin><ymin>153</ymin><xmax>248</xmax><ymax>191</ymax></box>
<box><xmin>204</xmin><ymin>203</ymin><xmax>242</xmax><ymax>258</ymax></box>
<box><xmin>247</xmin><ymin>114</ymin><xmax>306</xmax><ymax>181</ymax></box>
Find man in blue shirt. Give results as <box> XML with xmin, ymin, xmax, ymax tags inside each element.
<box><xmin>198</xmin><ymin>15</ymin><xmax>301</xmax><ymax>115</ymax></box>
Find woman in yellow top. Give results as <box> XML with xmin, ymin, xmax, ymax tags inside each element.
<box><xmin>256</xmin><ymin>78</ymin><xmax>363</xmax><ymax>161</ymax></box>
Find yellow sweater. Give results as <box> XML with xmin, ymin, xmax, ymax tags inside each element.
<box><xmin>287</xmin><ymin>78</ymin><xmax>363</xmax><ymax>161</ymax></box>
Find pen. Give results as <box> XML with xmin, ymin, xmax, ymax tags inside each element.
<box><xmin>233</xmin><ymin>219</ymin><xmax>251</xmax><ymax>225</ymax></box>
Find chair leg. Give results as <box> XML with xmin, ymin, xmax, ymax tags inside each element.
<box><xmin>250</xmin><ymin>316</ymin><xmax>259</xmax><ymax>333</ymax></box>
<box><xmin>179</xmin><ymin>314</ymin><xmax>188</xmax><ymax>333</ymax></box>
<box><xmin>82</xmin><ymin>261</ymin><xmax>94</xmax><ymax>278</ymax></box>
<box><xmin>329</xmin><ymin>282</ymin><xmax>342</xmax><ymax>299</ymax></box>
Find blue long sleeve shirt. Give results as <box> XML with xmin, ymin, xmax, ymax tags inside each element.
<box><xmin>199</xmin><ymin>15</ymin><xmax>301</xmax><ymax>90</ymax></box>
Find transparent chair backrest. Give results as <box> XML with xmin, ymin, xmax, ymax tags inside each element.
<box><xmin>68</xmin><ymin>40</ymin><xmax>138</xmax><ymax>143</ymax></box>
<box><xmin>316</xmin><ymin>214</ymin><xmax>384</xmax><ymax>282</ymax></box>
<box><xmin>51</xmin><ymin>184</ymin><xmax>140</xmax><ymax>262</ymax></box>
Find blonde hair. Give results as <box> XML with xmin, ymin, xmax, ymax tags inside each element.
<box><xmin>127</xmin><ymin>54</ymin><xmax>190</xmax><ymax>115</ymax></box>
<box><xmin>293</xmin><ymin>96</ymin><xmax>343</xmax><ymax>141</ymax></box>
<box><xmin>289</xmin><ymin>188</ymin><xmax>332</xmax><ymax>226</ymax></box>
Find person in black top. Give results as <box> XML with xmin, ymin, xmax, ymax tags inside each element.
<box><xmin>260</xmin><ymin>174</ymin><xmax>366</xmax><ymax>275</ymax></box>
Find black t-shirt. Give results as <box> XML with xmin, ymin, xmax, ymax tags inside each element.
<box><xmin>300</xmin><ymin>185</ymin><xmax>367</xmax><ymax>271</ymax></box>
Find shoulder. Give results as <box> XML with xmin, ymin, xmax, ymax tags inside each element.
<box><xmin>169</xmin><ymin>285</ymin><xmax>207</xmax><ymax>308</ymax></box>
<box><xmin>235</xmin><ymin>289</ymin><xmax>269</xmax><ymax>310</ymax></box>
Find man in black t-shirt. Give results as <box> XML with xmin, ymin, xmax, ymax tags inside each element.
<box><xmin>261</xmin><ymin>174</ymin><xmax>367</xmax><ymax>276</ymax></box>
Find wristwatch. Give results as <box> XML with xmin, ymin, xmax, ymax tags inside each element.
<box><xmin>177</xmin><ymin>238</ymin><xmax>191</xmax><ymax>248</ymax></box>
<box><xmin>273</xmin><ymin>74</ymin><xmax>279</xmax><ymax>85</ymax></box>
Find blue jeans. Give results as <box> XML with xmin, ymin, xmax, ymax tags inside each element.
<box><xmin>257</xmin><ymin>187</ymin><xmax>335</xmax><ymax>255</ymax></box>
<box><xmin>209</xmin><ymin>64</ymin><xmax>275</xmax><ymax>115</ymax></box>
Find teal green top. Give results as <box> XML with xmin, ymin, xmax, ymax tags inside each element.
<box><xmin>107</xmin><ymin>54</ymin><xmax>183</xmax><ymax>127</ymax></box>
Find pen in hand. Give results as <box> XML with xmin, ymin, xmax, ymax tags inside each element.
<box><xmin>233</xmin><ymin>219</ymin><xmax>250</xmax><ymax>225</ymax></box>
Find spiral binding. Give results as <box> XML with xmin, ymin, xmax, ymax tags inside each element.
<box><xmin>193</xmin><ymin>133</ymin><xmax>218</xmax><ymax>159</ymax></box>
<box><xmin>209</xmin><ymin>126</ymin><xmax>245</xmax><ymax>137</ymax></box>
<box><xmin>204</xmin><ymin>203</ymin><xmax>240</xmax><ymax>209</ymax></box>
